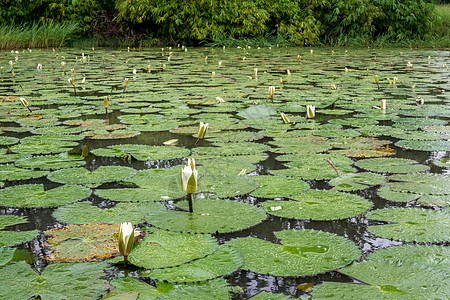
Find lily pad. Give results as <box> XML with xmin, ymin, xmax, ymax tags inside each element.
<box><xmin>0</xmin><ymin>261</ymin><xmax>109</xmax><ymax>299</ymax></box>
<box><xmin>395</xmin><ymin>139</ymin><xmax>450</xmax><ymax>151</ymax></box>
<box><xmin>15</xmin><ymin>153</ymin><xmax>85</xmax><ymax>170</ymax></box>
<box><xmin>0</xmin><ymin>215</ymin><xmax>28</xmax><ymax>229</ymax></box>
<box><xmin>84</xmin><ymin>129</ymin><xmax>140</xmax><ymax>139</ymax></box>
<box><xmin>109</xmin><ymin>277</ymin><xmax>162</xmax><ymax>300</ymax></box>
<box><xmin>95</xmin><ymin>186</ymin><xmax>184</xmax><ymax>202</ymax></box>
<box><xmin>250</xmin><ymin>175</ymin><xmax>310</xmax><ymax>198</ymax></box>
<box><xmin>199</xmin><ymin>175</ymin><xmax>259</xmax><ymax>197</ymax></box>
<box><xmin>387</xmin><ymin>173</ymin><xmax>450</xmax><ymax>195</ymax></box>
<box><xmin>0</xmin><ymin>136</ymin><xmax>19</xmax><ymax>145</ymax></box>
<box><xmin>237</xmin><ymin>105</ymin><xmax>278</xmax><ymax>119</ymax></box>
<box><xmin>329</xmin><ymin>172</ymin><xmax>387</xmax><ymax>191</ymax></box>
<box><xmin>432</xmin><ymin>157</ymin><xmax>450</xmax><ymax>169</ymax></box>
<box><xmin>142</xmin><ymin>245</ymin><xmax>243</xmax><ymax>282</ymax></box>
<box><xmin>329</xmin><ymin>147</ymin><xmax>396</xmax><ymax>158</ymax></box>
<box><xmin>48</xmin><ymin>166</ymin><xmax>137</xmax><ymax>187</ymax></box>
<box><xmin>262</xmin><ymin>190</ymin><xmax>371</xmax><ymax>220</ymax></box>
<box><xmin>147</xmin><ymin>197</ymin><xmax>267</xmax><ymax>233</ymax></box>
<box><xmin>194</xmin><ymin>142</ymin><xmax>270</xmax><ymax>157</ymax></box>
<box><xmin>312</xmin><ymin>245</ymin><xmax>450</xmax><ymax>299</ymax></box>
<box><xmin>53</xmin><ymin>201</ymin><xmax>164</xmax><ymax>225</ymax></box>
<box><xmin>44</xmin><ymin>223</ymin><xmax>119</xmax><ymax>262</ymax></box>
<box><xmin>226</xmin><ymin>229</ymin><xmax>360</xmax><ymax>276</ymax></box>
<box><xmin>367</xmin><ymin>207</ymin><xmax>450</xmax><ymax>242</ymax></box>
<box><xmin>0</xmin><ymin>230</ymin><xmax>39</xmax><ymax>247</ymax></box>
<box><xmin>355</xmin><ymin>157</ymin><xmax>429</xmax><ymax>174</ymax></box>
<box><xmin>156</xmin><ymin>278</ymin><xmax>233</xmax><ymax>299</ymax></box>
<box><xmin>0</xmin><ymin>184</ymin><xmax>91</xmax><ymax>207</ymax></box>
<box><xmin>196</xmin><ymin>157</ymin><xmax>256</xmax><ymax>176</ymax></box>
<box><xmin>91</xmin><ymin>144</ymin><xmax>190</xmax><ymax>161</ymax></box>
<box><xmin>129</xmin><ymin>228</ymin><xmax>218</xmax><ymax>269</ymax></box>
<box><xmin>0</xmin><ymin>164</ymin><xmax>49</xmax><ymax>181</ymax></box>
<box><xmin>329</xmin><ymin>137</ymin><xmax>391</xmax><ymax>149</ymax></box>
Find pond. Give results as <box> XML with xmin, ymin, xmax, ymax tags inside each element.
<box><xmin>0</xmin><ymin>46</ymin><xmax>449</xmax><ymax>299</ymax></box>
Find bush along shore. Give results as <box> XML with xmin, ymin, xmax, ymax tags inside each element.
<box><xmin>0</xmin><ymin>0</ymin><xmax>449</xmax><ymax>49</ymax></box>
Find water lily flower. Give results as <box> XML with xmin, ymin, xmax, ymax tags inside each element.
<box><xmin>393</xmin><ymin>77</ymin><xmax>398</xmax><ymax>85</ymax></box>
<box><xmin>181</xmin><ymin>158</ymin><xmax>198</xmax><ymax>212</ymax></box>
<box><xmin>103</xmin><ymin>96</ymin><xmax>109</xmax><ymax>113</ymax></box>
<box><xmin>381</xmin><ymin>99</ymin><xmax>386</xmax><ymax>110</ymax></box>
<box><xmin>238</xmin><ymin>169</ymin><xmax>247</xmax><ymax>176</ymax></box>
<box><xmin>407</xmin><ymin>61</ymin><xmax>412</xmax><ymax>67</ymax></box>
<box><xmin>416</xmin><ymin>97</ymin><xmax>424</xmax><ymax>105</ymax></box>
<box><xmin>81</xmin><ymin>74</ymin><xmax>86</xmax><ymax>85</ymax></box>
<box><xmin>68</xmin><ymin>78</ymin><xmax>76</xmax><ymax>95</ymax></box>
<box><xmin>287</xmin><ymin>69</ymin><xmax>291</xmax><ymax>76</ymax></box>
<box><xmin>37</xmin><ymin>64</ymin><xmax>42</xmax><ymax>70</ymax></box>
<box><xmin>375</xmin><ymin>75</ymin><xmax>380</xmax><ymax>90</ymax></box>
<box><xmin>61</xmin><ymin>61</ymin><xmax>66</xmax><ymax>67</ymax></box>
<box><xmin>118</xmin><ymin>222</ymin><xmax>136</xmax><ymax>266</ymax></box>
<box><xmin>218</xmin><ymin>61</ymin><xmax>222</xmax><ymax>66</ymax></box>
<box><xmin>306</xmin><ymin>105</ymin><xmax>315</xmax><ymax>119</ymax></box>
<box><xmin>123</xmin><ymin>78</ymin><xmax>128</xmax><ymax>93</ymax></box>
<box><xmin>254</xmin><ymin>68</ymin><xmax>258</xmax><ymax>80</ymax></box>
<box><xmin>345</xmin><ymin>67</ymin><xmax>348</xmax><ymax>72</ymax></box>
<box><xmin>162</xmin><ymin>64</ymin><xmax>166</xmax><ymax>71</ymax></box>
<box><xmin>211</xmin><ymin>71</ymin><xmax>215</xmax><ymax>78</ymax></box>
<box><xmin>19</xmin><ymin>97</ymin><xmax>32</xmax><ymax>113</ymax></box>
<box><xmin>196</xmin><ymin>122</ymin><xmax>208</xmax><ymax>145</ymax></box>
<box><xmin>331</xmin><ymin>84</ymin><xmax>337</xmax><ymax>90</ymax></box>
<box><xmin>267</xmin><ymin>86</ymin><xmax>275</xmax><ymax>102</ymax></box>
<box><xmin>280</xmin><ymin>112</ymin><xmax>290</xmax><ymax>124</ymax></box>
<box><xmin>297</xmin><ymin>55</ymin><xmax>301</xmax><ymax>62</ymax></box>
<box><xmin>147</xmin><ymin>64</ymin><xmax>151</xmax><ymax>72</ymax></box>
<box><xmin>132</xmin><ymin>69</ymin><xmax>137</xmax><ymax>75</ymax></box>
<box><xmin>216</xmin><ymin>96</ymin><xmax>225</xmax><ymax>103</ymax></box>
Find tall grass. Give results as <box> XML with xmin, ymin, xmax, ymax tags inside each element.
<box><xmin>0</xmin><ymin>21</ymin><xmax>78</xmax><ymax>50</ymax></box>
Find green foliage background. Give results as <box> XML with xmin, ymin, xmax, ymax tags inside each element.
<box><xmin>0</xmin><ymin>0</ymin><xmax>446</xmax><ymax>46</ymax></box>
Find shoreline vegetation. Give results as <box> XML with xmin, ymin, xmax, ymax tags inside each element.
<box><xmin>0</xmin><ymin>2</ymin><xmax>448</xmax><ymax>50</ymax></box>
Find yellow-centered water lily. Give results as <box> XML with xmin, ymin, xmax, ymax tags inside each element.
<box><xmin>181</xmin><ymin>158</ymin><xmax>198</xmax><ymax>194</ymax></box>
<box><xmin>306</xmin><ymin>105</ymin><xmax>315</xmax><ymax>119</ymax></box>
<box><xmin>118</xmin><ymin>222</ymin><xmax>136</xmax><ymax>266</ymax></box>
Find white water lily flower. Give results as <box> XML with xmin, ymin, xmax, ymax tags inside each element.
<box><xmin>37</xmin><ymin>64</ymin><xmax>42</xmax><ymax>70</ymax></box>
<box><xmin>197</xmin><ymin>122</ymin><xmax>208</xmax><ymax>139</ymax></box>
<box><xmin>306</xmin><ymin>105</ymin><xmax>315</xmax><ymax>119</ymax></box>
<box><xmin>280</xmin><ymin>112</ymin><xmax>290</xmax><ymax>124</ymax></box>
<box><xmin>61</xmin><ymin>61</ymin><xmax>66</xmax><ymax>67</ymax></box>
<box><xmin>118</xmin><ymin>222</ymin><xmax>135</xmax><ymax>258</ymax></box>
<box><xmin>181</xmin><ymin>158</ymin><xmax>198</xmax><ymax>194</ymax></box>
<box><xmin>381</xmin><ymin>99</ymin><xmax>387</xmax><ymax>110</ymax></box>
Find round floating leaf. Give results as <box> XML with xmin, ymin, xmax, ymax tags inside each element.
<box><xmin>251</xmin><ymin>291</ymin><xmax>293</xmax><ymax>299</ymax></box>
<box><xmin>0</xmin><ymin>230</ymin><xmax>39</xmax><ymax>247</ymax></box>
<box><xmin>0</xmin><ymin>153</ymin><xmax>30</xmax><ymax>164</ymax></box>
<box><xmin>53</xmin><ymin>201</ymin><xmax>164</xmax><ymax>225</ymax></box>
<box><xmin>226</xmin><ymin>229</ymin><xmax>360</xmax><ymax>276</ymax></box>
<box><xmin>148</xmin><ymin>197</ymin><xmax>267</xmax><ymax>233</ymax></box>
<box><xmin>329</xmin><ymin>147</ymin><xmax>396</xmax><ymax>158</ymax></box>
<box><xmin>142</xmin><ymin>245</ymin><xmax>243</xmax><ymax>282</ymax></box>
<box><xmin>395</xmin><ymin>139</ymin><xmax>450</xmax><ymax>151</ymax></box>
<box><xmin>0</xmin><ymin>248</ymin><xmax>16</xmax><ymax>267</ymax></box>
<box><xmin>0</xmin><ymin>184</ymin><xmax>91</xmax><ymax>207</ymax></box>
<box><xmin>355</xmin><ymin>157</ymin><xmax>429</xmax><ymax>174</ymax></box>
<box><xmin>0</xmin><ymin>164</ymin><xmax>49</xmax><ymax>181</ymax></box>
<box><xmin>129</xmin><ymin>228</ymin><xmax>218</xmax><ymax>269</ymax></box>
<box><xmin>377</xmin><ymin>186</ymin><xmax>419</xmax><ymax>203</ymax></box>
<box><xmin>84</xmin><ymin>129</ymin><xmax>140</xmax><ymax>139</ymax></box>
<box><xmin>91</xmin><ymin>144</ymin><xmax>190</xmax><ymax>161</ymax></box>
<box><xmin>250</xmin><ymin>175</ymin><xmax>310</xmax><ymax>198</ymax></box>
<box><xmin>199</xmin><ymin>175</ymin><xmax>259</xmax><ymax>197</ymax></box>
<box><xmin>110</xmin><ymin>277</ymin><xmax>162</xmax><ymax>299</ymax></box>
<box><xmin>313</xmin><ymin>245</ymin><xmax>450</xmax><ymax>299</ymax></box>
<box><xmin>329</xmin><ymin>172</ymin><xmax>387</xmax><ymax>191</ymax></box>
<box><xmin>433</xmin><ymin>158</ymin><xmax>450</xmax><ymax>169</ymax></box>
<box><xmin>157</xmin><ymin>278</ymin><xmax>233</xmax><ymax>299</ymax></box>
<box><xmin>0</xmin><ymin>215</ymin><xmax>28</xmax><ymax>229</ymax></box>
<box><xmin>44</xmin><ymin>223</ymin><xmax>119</xmax><ymax>262</ymax></box>
<box><xmin>207</xmin><ymin>131</ymin><xmax>264</xmax><ymax>143</ymax></box>
<box><xmin>237</xmin><ymin>105</ymin><xmax>278</xmax><ymax>119</ymax></box>
<box><xmin>194</xmin><ymin>142</ymin><xmax>270</xmax><ymax>157</ymax></box>
<box><xmin>387</xmin><ymin>173</ymin><xmax>450</xmax><ymax>195</ymax></box>
<box><xmin>95</xmin><ymin>187</ymin><xmax>184</xmax><ymax>202</ymax></box>
<box><xmin>262</xmin><ymin>190</ymin><xmax>371</xmax><ymax>220</ymax></box>
<box><xmin>48</xmin><ymin>166</ymin><xmax>137</xmax><ymax>187</ymax></box>
<box><xmin>196</xmin><ymin>157</ymin><xmax>256</xmax><ymax>176</ymax></box>
<box><xmin>10</xmin><ymin>138</ymin><xmax>78</xmax><ymax>155</ymax></box>
<box><xmin>329</xmin><ymin>137</ymin><xmax>391</xmax><ymax>149</ymax></box>
<box><xmin>367</xmin><ymin>208</ymin><xmax>450</xmax><ymax>242</ymax></box>
<box><xmin>0</xmin><ymin>136</ymin><xmax>19</xmax><ymax>145</ymax></box>
<box><xmin>15</xmin><ymin>153</ymin><xmax>85</xmax><ymax>170</ymax></box>
<box><xmin>0</xmin><ymin>261</ymin><xmax>109</xmax><ymax>299</ymax></box>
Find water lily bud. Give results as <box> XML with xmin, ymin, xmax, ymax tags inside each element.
<box><xmin>37</xmin><ymin>64</ymin><xmax>42</xmax><ymax>70</ymax></box>
<box><xmin>287</xmin><ymin>69</ymin><xmax>291</xmax><ymax>76</ymax></box>
<box><xmin>68</xmin><ymin>78</ymin><xmax>75</xmax><ymax>86</ymax></box>
<box><xmin>132</xmin><ymin>69</ymin><xmax>137</xmax><ymax>75</ymax></box>
<box><xmin>269</xmin><ymin>86</ymin><xmax>275</xmax><ymax>97</ymax></box>
<box><xmin>19</xmin><ymin>97</ymin><xmax>29</xmax><ymax>108</ymax></box>
<box><xmin>254</xmin><ymin>68</ymin><xmax>258</xmax><ymax>79</ymax></box>
<box><xmin>381</xmin><ymin>99</ymin><xmax>386</xmax><ymax>110</ymax></box>
<box><xmin>211</xmin><ymin>71</ymin><xmax>215</xmax><ymax>78</ymax></box>
<box><xmin>280</xmin><ymin>112</ymin><xmax>290</xmax><ymax>124</ymax></box>
<box><xmin>407</xmin><ymin>61</ymin><xmax>412</xmax><ymax>67</ymax></box>
<box><xmin>103</xmin><ymin>96</ymin><xmax>109</xmax><ymax>109</ymax></box>
<box><xmin>216</xmin><ymin>96</ymin><xmax>225</xmax><ymax>103</ymax></box>
<box><xmin>375</xmin><ymin>75</ymin><xmax>379</xmax><ymax>84</ymax></box>
<box><xmin>393</xmin><ymin>77</ymin><xmax>398</xmax><ymax>85</ymax></box>
<box><xmin>162</xmin><ymin>64</ymin><xmax>166</xmax><ymax>71</ymax></box>
<box><xmin>345</xmin><ymin>67</ymin><xmax>348</xmax><ymax>72</ymax></box>
<box><xmin>218</xmin><ymin>61</ymin><xmax>222</xmax><ymax>66</ymax></box>
<box><xmin>61</xmin><ymin>61</ymin><xmax>66</xmax><ymax>67</ymax></box>
<box><xmin>197</xmin><ymin>122</ymin><xmax>208</xmax><ymax>139</ymax></box>
<box><xmin>306</xmin><ymin>105</ymin><xmax>315</xmax><ymax>119</ymax></box>
<box><xmin>81</xmin><ymin>74</ymin><xmax>86</xmax><ymax>84</ymax></box>
<box><xmin>118</xmin><ymin>222</ymin><xmax>136</xmax><ymax>258</ymax></box>
<box><xmin>181</xmin><ymin>159</ymin><xmax>198</xmax><ymax>194</ymax></box>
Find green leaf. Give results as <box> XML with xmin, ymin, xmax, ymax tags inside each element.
<box><xmin>250</xmin><ymin>175</ymin><xmax>310</xmax><ymax>198</ymax></box>
<box><xmin>0</xmin><ymin>230</ymin><xmax>39</xmax><ymax>247</ymax></box>
<box><xmin>91</xmin><ymin>144</ymin><xmax>190</xmax><ymax>161</ymax></box>
<box><xmin>15</xmin><ymin>153</ymin><xmax>85</xmax><ymax>170</ymax></box>
<box><xmin>0</xmin><ymin>164</ymin><xmax>49</xmax><ymax>181</ymax></box>
<box><xmin>147</xmin><ymin>197</ymin><xmax>267</xmax><ymax>233</ymax></box>
<box><xmin>0</xmin><ymin>261</ymin><xmax>109</xmax><ymax>299</ymax></box>
<box><xmin>237</xmin><ymin>105</ymin><xmax>278</xmax><ymax>119</ymax></box>
<box><xmin>226</xmin><ymin>229</ymin><xmax>360</xmax><ymax>276</ymax></box>
<box><xmin>367</xmin><ymin>208</ymin><xmax>450</xmax><ymax>242</ymax></box>
<box><xmin>129</xmin><ymin>228</ymin><xmax>218</xmax><ymax>269</ymax></box>
<box><xmin>0</xmin><ymin>184</ymin><xmax>91</xmax><ymax>207</ymax></box>
<box><xmin>44</xmin><ymin>223</ymin><xmax>119</xmax><ymax>262</ymax></box>
<box><xmin>199</xmin><ymin>175</ymin><xmax>259</xmax><ymax>197</ymax></box>
<box><xmin>329</xmin><ymin>172</ymin><xmax>387</xmax><ymax>191</ymax></box>
<box><xmin>387</xmin><ymin>173</ymin><xmax>450</xmax><ymax>195</ymax></box>
<box><xmin>0</xmin><ymin>215</ymin><xmax>28</xmax><ymax>230</ymax></box>
<box><xmin>110</xmin><ymin>277</ymin><xmax>161</xmax><ymax>300</ymax></box>
<box><xmin>262</xmin><ymin>189</ymin><xmax>371</xmax><ymax>220</ymax></box>
<box><xmin>355</xmin><ymin>157</ymin><xmax>429</xmax><ymax>174</ymax></box>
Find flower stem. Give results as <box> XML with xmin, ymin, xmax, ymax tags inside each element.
<box><xmin>187</xmin><ymin>193</ymin><xmax>193</xmax><ymax>213</ymax></box>
<box><xmin>124</xmin><ymin>255</ymin><xmax>128</xmax><ymax>267</ymax></box>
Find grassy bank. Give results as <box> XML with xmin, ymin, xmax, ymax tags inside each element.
<box><xmin>0</xmin><ymin>21</ymin><xmax>77</xmax><ymax>50</ymax></box>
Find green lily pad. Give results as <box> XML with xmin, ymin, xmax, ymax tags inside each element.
<box><xmin>142</xmin><ymin>245</ymin><xmax>243</xmax><ymax>282</ymax></box>
<box><xmin>44</xmin><ymin>223</ymin><xmax>119</xmax><ymax>262</ymax></box>
<box><xmin>15</xmin><ymin>153</ymin><xmax>85</xmax><ymax>170</ymax></box>
<box><xmin>0</xmin><ymin>230</ymin><xmax>39</xmax><ymax>247</ymax></box>
<box><xmin>0</xmin><ymin>261</ymin><xmax>109</xmax><ymax>299</ymax></box>
<box><xmin>0</xmin><ymin>215</ymin><xmax>28</xmax><ymax>229</ymax></box>
<box><xmin>329</xmin><ymin>147</ymin><xmax>396</xmax><ymax>157</ymax></box>
<box><xmin>10</xmin><ymin>138</ymin><xmax>78</xmax><ymax>154</ymax></box>
<box><xmin>0</xmin><ymin>153</ymin><xmax>30</xmax><ymax>164</ymax></box>
<box><xmin>91</xmin><ymin>144</ymin><xmax>190</xmax><ymax>161</ymax></box>
<box><xmin>95</xmin><ymin>186</ymin><xmax>184</xmax><ymax>202</ymax></box>
<box><xmin>432</xmin><ymin>158</ymin><xmax>450</xmax><ymax>169</ymax></box>
<box><xmin>199</xmin><ymin>175</ymin><xmax>259</xmax><ymax>197</ymax></box>
<box><xmin>355</xmin><ymin>157</ymin><xmax>429</xmax><ymax>174</ymax></box>
<box><xmin>329</xmin><ymin>137</ymin><xmax>392</xmax><ymax>149</ymax></box>
<box><xmin>312</xmin><ymin>245</ymin><xmax>450</xmax><ymax>299</ymax></box>
<box><xmin>0</xmin><ymin>136</ymin><xmax>19</xmax><ymax>145</ymax></box>
<box><xmin>329</xmin><ymin>172</ymin><xmax>387</xmax><ymax>191</ymax></box>
<box><xmin>250</xmin><ymin>291</ymin><xmax>293</xmax><ymax>299</ymax></box>
<box><xmin>157</xmin><ymin>278</ymin><xmax>233</xmax><ymax>299</ymax></box>
<box><xmin>262</xmin><ymin>190</ymin><xmax>371</xmax><ymax>220</ymax></box>
<box><xmin>129</xmin><ymin>228</ymin><xmax>218</xmax><ymax>269</ymax></box>
<box><xmin>147</xmin><ymin>197</ymin><xmax>267</xmax><ymax>233</ymax></box>
<box><xmin>367</xmin><ymin>208</ymin><xmax>450</xmax><ymax>242</ymax></box>
<box><xmin>196</xmin><ymin>157</ymin><xmax>256</xmax><ymax>176</ymax></box>
<box><xmin>109</xmin><ymin>277</ymin><xmax>162</xmax><ymax>300</ymax></box>
<box><xmin>194</xmin><ymin>142</ymin><xmax>270</xmax><ymax>157</ymax></box>
<box><xmin>387</xmin><ymin>173</ymin><xmax>450</xmax><ymax>195</ymax></box>
<box><xmin>237</xmin><ymin>105</ymin><xmax>278</xmax><ymax>119</ymax></box>
<box><xmin>0</xmin><ymin>248</ymin><xmax>17</xmax><ymax>267</ymax></box>
<box><xmin>0</xmin><ymin>164</ymin><xmax>49</xmax><ymax>181</ymax></box>
<box><xmin>53</xmin><ymin>201</ymin><xmax>164</xmax><ymax>225</ymax></box>
<box><xmin>395</xmin><ymin>139</ymin><xmax>450</xmax><ymax>151</ymax></box>
<box><xmin>250</xmin><ymin>175</ymin><xmax>310</xmax><ymax>198</ymax></box>
<box><xmin>207</xmin><ymin>131</ymin><xmax>264</xmax><ymax>143</ymax></box>
<box><xmin>84</xmin><ymin>129</ymin><xmax>141</xmax><ymax>139</ymax></box>
<box><xmin>269</xmin><ymin>136</ymin><xmax>331</xmax><ymax>154</ymax></box>
<box><xmin>0</xmin><ymin>184</ymin><xmax>91</xmax><ymax>207</ymax></box>
<box><xmin>377</xmin><ymin>186</ymin><xmax>420</xmax><ymax>203</ymax></box>
<box><xmin>227</xmin><ymin>229</ymin><xmax>360</xmax><ymax>277</ymax></box>
<box><xmin>48</xmin><ymin>166</ymin><xmax>137</xmax><ymax>187</ymax></box>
